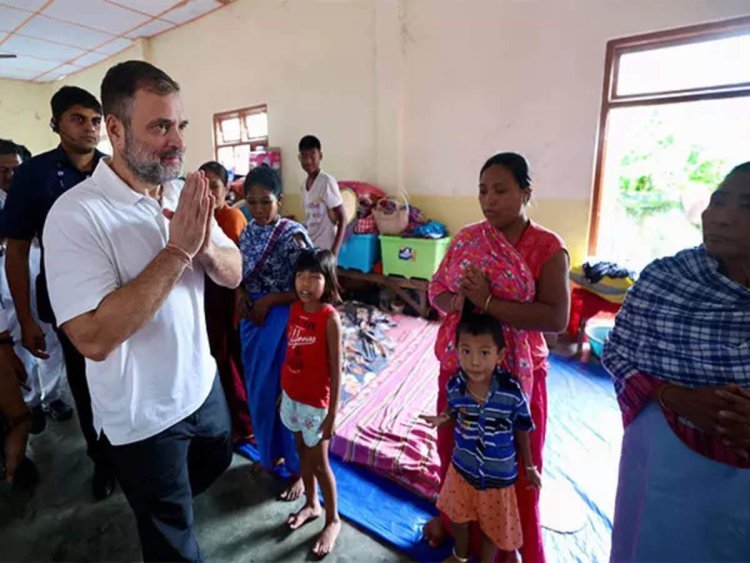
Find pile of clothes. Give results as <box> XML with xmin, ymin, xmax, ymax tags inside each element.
<box><xmin>569</xmin><ymin>260</ymin><xmax>635</xmax><ymax>304</ymax></box>
<box><xmin>337</xmin><ymin>301</ymin><xmax>397</xmax><ymax>405</ymax></box>
<box><xmin>403</xmin><ymin>207</ymin><xmax>448</xmax><ymax>239</ymax></box>
<box><xmin>581</xmin><ymin>261</ymin><xmax>633</xmax><ymax>284</ymax></box>
<box><xmin>340</xmin><ymin>181</ymin><xmax>448</xmax><ymax>239</ymax></box>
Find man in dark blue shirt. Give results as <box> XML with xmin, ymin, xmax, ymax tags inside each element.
<box><xmin>1</xmin><ymin>86</ymin><xmax>115</xmax><ymax>500</ymax></box>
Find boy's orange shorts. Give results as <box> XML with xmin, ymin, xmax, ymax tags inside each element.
<box><xmin>436</xmin><ymin>464</ymin><xmax>523</xmax><ymax>551</ymax></box>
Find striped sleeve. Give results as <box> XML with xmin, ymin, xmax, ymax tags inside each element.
<box><xmin>445</xmin><ymin>373</ymin><xmax>462</xmax><ymax>412</ymax></box>
<box><xmin>514</xmin><ymin>391</ymin><xmax>534</xmax><ymax>432</ymax></box>
<box><xmin>0</xmin><ymin>305</ymin><xmax>8</xmax><ymax>333</ymax></box>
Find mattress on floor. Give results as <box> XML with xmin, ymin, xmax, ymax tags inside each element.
<box><xmin>331</xmin><ymin>314</ymin><xmax>443</xmax><ymax>501</ymax></box>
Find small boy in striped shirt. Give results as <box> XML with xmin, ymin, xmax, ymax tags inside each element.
<box><xmin>421</xmin><ymin>311</ymin><xmax>541</xmax><ymax>563</ymax></box>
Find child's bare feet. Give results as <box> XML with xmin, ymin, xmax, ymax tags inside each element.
<box><xmin>287</xmin><ymin>503</ymin><xmax>322</xmax><ymax>529</ymax></box>
<box><xmin>312</xmin><ymin>518</ymin><xmax>341</xmax><ymax>557</ymax></box>
<box><xmin>423</xmin><ymin>516</ymin><xmax>447</xmax><ymax>547</ymax></box>
<box><xmin>279</xmin><ymin>476</ymin><xmax>304</xmax><ymax>501</ymax></box>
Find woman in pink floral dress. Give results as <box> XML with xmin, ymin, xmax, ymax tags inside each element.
<box><xmin>426</xmin><ymin>152</ymin><xmax>570</xmax><ymax>563</ymax></box>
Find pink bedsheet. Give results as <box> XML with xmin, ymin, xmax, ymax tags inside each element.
<box><xmin>331</xmin><ymin>314</ymin><xmax>442</xmax><ymax>500</ymax></box>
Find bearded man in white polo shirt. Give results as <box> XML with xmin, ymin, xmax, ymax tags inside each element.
<box><xmin>43</xmin><ymin>61</ymin><xmax>242</xmax><ymax>562</ymax></box>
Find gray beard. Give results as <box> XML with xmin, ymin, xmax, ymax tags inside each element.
<box><xmin>122</xmin><ymin>129</ymin><xmax>183</xmax><ymax>185</ymax></box>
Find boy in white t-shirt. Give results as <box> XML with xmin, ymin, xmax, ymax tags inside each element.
<box><xmin>298</xmin><ymin>135</ymin><xmax>346</xmax><ymax>255</ymax></box>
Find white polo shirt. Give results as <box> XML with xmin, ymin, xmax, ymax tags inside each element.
<box><xmin>43</xmin><ymin>159</ymin><xmax>235</xmax><ymax>446</ymax></box>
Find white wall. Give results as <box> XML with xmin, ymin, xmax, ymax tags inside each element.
<box><xmin>1</xmin><ymin>0</ymin><xmax>749</xmax><ymax>259</ymax></box>
<box><xmin>64</xmin><ymin>43</ymin><xmax>146</xmax><ymax>102</ymax></box>
<box><xmin>401</xmin><ymin>0</ymin><xmax>750</xmax><ymax>200</ymax></box>
<box><xmin>149</xmin><ymin>0</ymin><xmax>378</xmax><ymax>196</ymax></box>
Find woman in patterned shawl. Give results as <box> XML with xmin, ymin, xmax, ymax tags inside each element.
<box><xmin>426</xmin><ymin>153</ymin><xmax>570</xmax><ymax>562</ymax></box>
<box><xmin>238</xmin><ymin>165</ymin><xmax>312</xmax><ymax>501</ymax></box>
<box><xmin>603</xmin><ymin>162</ymin><xmax>750</xmax><ymax>561</ymax></box>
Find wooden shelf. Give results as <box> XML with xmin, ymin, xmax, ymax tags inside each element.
<box><xmin>337</xmin><ymin>268</ymin><xmax>433</xmax><ymax>318</ymax></box>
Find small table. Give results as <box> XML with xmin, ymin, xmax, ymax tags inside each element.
<box><xmin>336</xmin><ymin>268</ymin><xmax>432</xmax><ymax>318</ymax></box>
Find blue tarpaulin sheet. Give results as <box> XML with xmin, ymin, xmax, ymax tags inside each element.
<box><xmin>234</xmin><ymin>441</ymin><xmax>450</xmax><ymax>561</ymax></box>
<box><xmin>542</xmin><ymin>354</ymin><xmax>621</xmax><ymax>562</ymax></box>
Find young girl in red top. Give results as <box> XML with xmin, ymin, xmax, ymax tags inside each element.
<box><xmin>280</xmin><ymin>248</ymin><xmax>343</xmax><ymax>557</ymax></box>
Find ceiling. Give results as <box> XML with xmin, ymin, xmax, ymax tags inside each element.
<box><xmin>0</xmin><ymin>0</ymin><xmax>231</xmax><ymax>82</ymax></box>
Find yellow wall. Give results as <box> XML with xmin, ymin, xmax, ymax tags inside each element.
<box><xmin>0</xmin><ymin>43</ymin><xmax>145</xmax><ymax>156</ymax></box>
<box><xmin>281</xmin><ymin>190</ymin><xmax>598</xmax><ymax>267</ymax></box>
<box><xmin>2</xmin><ymin>0</ymin><xmax>749</xmax><ymax>264</ymax></box>
<box><xmin>279</xmin><ymin>191</ymin><xmax>590</xmax><ymax>265</ymax></box>
<box><xmin>0</xmin><ymin>78</ymin><xmax>56</xmax><ymax>155</ymax></box>
<box><xmin>279</xmin><ymin>193</ymin><xmax>305</xmax><ymax>224</ymax></box>
<box><xmin>409</xmin><ymin>195</ymin><xmax>590</xmax><ymax>266</ymax></box>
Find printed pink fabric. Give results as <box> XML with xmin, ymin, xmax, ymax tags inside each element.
<box><xmin>429</xmin><ymin>221</ymin><xmax>536</xmax><ymax>396</ymax></box>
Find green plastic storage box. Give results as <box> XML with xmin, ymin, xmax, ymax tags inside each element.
<box><xmin>379</xmin><ymin>235</ymin><xmax>451</xmax><ymax>280</ymax></box>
